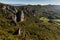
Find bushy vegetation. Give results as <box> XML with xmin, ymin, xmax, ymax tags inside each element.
<box><xmin>0</xmin><ymin>3</ymin><xmax>60</xmax><ymax>40</ymax></box>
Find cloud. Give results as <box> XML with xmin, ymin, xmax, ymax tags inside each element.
<box><xmin>0</xmin><ymin>0</ymin><xmax>60</xmax><ymax>5</ymax></box>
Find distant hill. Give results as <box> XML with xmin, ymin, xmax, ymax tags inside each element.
<box><xmin>10</xmin><ymin>4</ymin><xmax>26</xmax><ymax>6</ymax></box>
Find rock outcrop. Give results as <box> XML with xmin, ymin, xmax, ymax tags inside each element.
<box><xmin>16</xmin><ymin>10</ymin><xmax>24</xmax><ymax>22</ymax></box>
<box><xmin>2</xmin><ymin>5</ymin><xmax>25</xmax><ymax>25</ymax></box>
<box><xmin>2</xmin><ymin>6</ymin><xmax>7</xmax><ymax>14</ymax></box>
<box><xmin>20</xmin><ymin>11</ymin><xmax>24</xmax><ymax>22</ymax></box>
<box><xmin>11</xmin><ymin>10</ymin><xmax>25</xmax><ymax>25</ymax></box>
<box><xmin>12</xmin><ymin>14</ymin><xmax>17</xmax><ymax>25</ymax></box>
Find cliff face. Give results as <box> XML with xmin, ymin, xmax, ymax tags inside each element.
<box><xmin>11</xmin><ymin>10</ymin><xmax>25</xmax><ymax>25</ymax></box>
<box><xmin>12</xmin><ymin>14</ymin><xmax>17</xmax><ymax>24</ymax></box>
<box><xmin>1</xmin><ymin>4</ymin><xmax>25</xmax><ymax>25</ymax></box>
<box><xmin>20</xmin><ymin>11</ymin><xmax>24</xmax><ymax>22</ymax></box>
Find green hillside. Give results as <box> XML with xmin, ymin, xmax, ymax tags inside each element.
<box><xmin>0</xmin><ymin>3</ymin><xmax>60</xmax><ymax>40</ymax></box>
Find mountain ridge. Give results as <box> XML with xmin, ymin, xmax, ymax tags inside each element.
<box><xmin>10</xmin><ymin>4</ymin><xmax>26</xmax><ymax>6</ymax></box>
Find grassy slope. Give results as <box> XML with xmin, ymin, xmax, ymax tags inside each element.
<box><xmin>0</xmin><ymin>11</ymin><xmax>60</xmax><ymax>40</ymax></box>
<box><xmin>0</xmin><ymin>4</ymin><xmax>60</xmax><ymax>40</ymax></box>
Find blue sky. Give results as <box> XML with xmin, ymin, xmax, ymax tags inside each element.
<box><xmin>0</xmin><ymin>0</ymin><xmax>60</xmax><ymax>5</ymax></box>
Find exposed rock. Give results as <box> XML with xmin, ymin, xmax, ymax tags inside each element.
<box><xmin>20</xmin><ymin>11</ymin><xmax>24</xmax><ymax>22</ymax></box>
<box><xmin>2</xmin><ymin>6</ymin><xmax>6</xmax><ymax>14</ymax></box>
<box><xmin>15</xmin><ymin>8</ymin><xmax>18</xmax><ymax>13</ymax></box>
<box><xmin>12</xmin><ymin>14</ymin><xmax>17</xmax><ymax>25</ymax></box>
<box><xmin>2</xmin><ymin>6</ymin><xmax>6</xmax><ymax>10</ymax></box>
<box><xmin>16</xmin><ymin>10</ymin><xmax>21</xmax><ymax>22</ymax></box>
<box><xmin>7</xmin><ymin>6</ymin><xmax>10</xmax><ymax>9</ymax></box>
<box><xmin>18</xmin><ymin>28</ymin><xmax>22</xmax><ymax>35</ymax></box>
<box><xmin>11</xmin><ymin>10</ymin><xmax>24</xmax><ymax>25</ymax></box>
<box><xmin>13</xmin><ymin>28</ymin><xmax>22</xmax><ymax>35</ymax></box>
<box><xmin>16</xmin><ymin>10</ymin><xmax>24</xmax><ymax>22</ymax></box>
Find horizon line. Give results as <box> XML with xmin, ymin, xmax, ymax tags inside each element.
<box><xmin>0</xmin><ymin>2</ymin><xmax>60</xmax><ymax>5</ymax></box>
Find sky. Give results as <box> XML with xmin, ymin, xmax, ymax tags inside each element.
<box><xmin>0</xmin><ymin>0</ymin><xmax>60</xmax><ymax>5</ymax></box>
